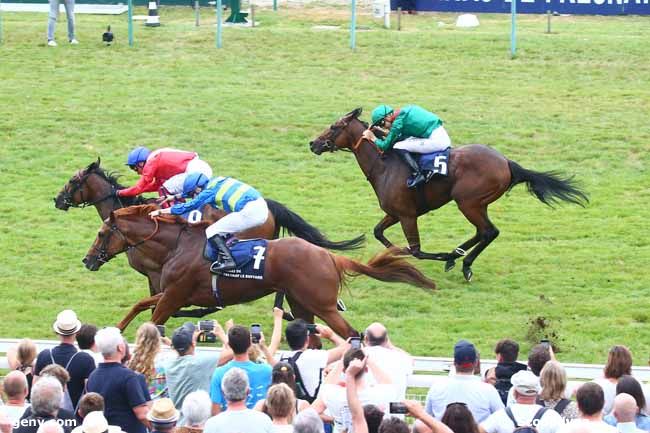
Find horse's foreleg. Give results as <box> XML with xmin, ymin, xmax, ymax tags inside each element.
<box><xmin>456</xmin><ymin>204</ymin><xmax>500</xmax><ymax>282</ymax></box>
<box><xmin>117</xmin><ymin>293</ymin><xmax>163</xmax><ymax>331</ymax></box>
<box><xmin>150</xmin><ymin>290</ymin><xmax>189</xmax><ymax>326</ymax></box>
<box><xmin>374</xmin><ymin>214</ymin><xmax>399</xmax><ymax>248</ymax></box>
<box><xmin>399</xmin><ymin>216</ymin><xmax>448</xmax><ymax>261</ymax></box>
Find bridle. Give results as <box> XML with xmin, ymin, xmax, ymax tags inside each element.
<box><xmin>320</xmin><ymin>117</ymin><xmax>384</xmax><ymax>180</ymax></box>
<box><xmin>90</xmin><ymin>218</ymin><xmax>160</xmax><ymax>264</ymax></box>
<box><xmin>60</xmin><ymin>171</ymin><xmax>123</xmax><ymax>209</ymax></box>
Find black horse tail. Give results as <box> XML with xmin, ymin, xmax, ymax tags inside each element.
<box><xmin>266</xmin><ymin>199</ymin><xmax>365</xmax><ymax>250</ymax></box>
<box><xmin>508</xmin><ymin>161</ymin><xmax>589</xmax><ymax>207</ymax></box>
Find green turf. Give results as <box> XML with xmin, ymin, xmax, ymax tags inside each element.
<box><xmin>0</xmin><ymin>7</ymin><xmax>648</xmax><ymax>364</ymax></box>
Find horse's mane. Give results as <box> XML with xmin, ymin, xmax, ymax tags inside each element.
<box><xmin>85</xmin><ymin>162</ymin><xmax>148</xmax><ymax>206</ymax></box>
<box><xmin>113</xmin><ymin>205</ymin><xmax>211</xmax><ymax>228</ymax></box>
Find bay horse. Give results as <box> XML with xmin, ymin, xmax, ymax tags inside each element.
<box><xmin>309</xmin><ymin>108</ymin><xmax>589</xmax><ymax>281</ymax></box>
<box><xmin>82</xmin><ymin>205</ymin><xmax>436</xmax><ymax>335</ymax></box>
<box><xmin>54</xmin><ymin>159</ymin><xmax>364</xmax><ymax>319</ymax></box>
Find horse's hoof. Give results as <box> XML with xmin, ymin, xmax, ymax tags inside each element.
<box><xmin>463</xmin><ymin>266</ymin><xmax>473</xmax><ymax>282</ymax></box>
<box><xmin>444</xmin><ymin>260</ymin><xmax>456</xmax><ymax>272</ymax></box>
<box><xmin>282</xmin><ymin>311</ymin><xmax>295</xmax><ymax>321</ymax></box>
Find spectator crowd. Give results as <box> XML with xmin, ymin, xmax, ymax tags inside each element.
<box><xmin>1</xmin><ymin>308</ymin><xmax>650</xmax><ymax>433</ymax></box>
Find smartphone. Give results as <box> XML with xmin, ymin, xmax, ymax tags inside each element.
<box><xmin>540</xmin><ymin>339</ymin><xmax>550</xmax><ymax>349</ymax></box>
<box><xmin>198</xmin><ymin>320</ymin><xmax>214</xmax><ymax>332</ymax></box>
<box><xmin>389</xmin><ymin>402</ymin><xmax>408</xmax><ymax>414</ymax></box>
<box><xmin>306</xmin><ymin>324</ymin><xmax>318</xmax><ymax>335</ymax></box>
<box><xmin>350</xmin><ymin>337</ymin><xmax>361</xmax><ymax>349</ymax></box>
<box><xmin>155</xmin><ymin>325</ymin><xmax>165</xmax><ymax>337</ymax></box>
<box><xmin>251</xmin><ymin>323</ymin><xmax>262</xmax><ymax>343</ymax></box>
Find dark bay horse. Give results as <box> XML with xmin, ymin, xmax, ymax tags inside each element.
<box><xmin>54</xmin><ymin>159</ymin><xmax>364</xmax><ymax>319</ymax></box>
<box><xmin>82</xmin><ymin>205</ymin><xmax>436</xmax><ymax>335</ymax></box>
<box><xmin>309</xmin><ymin>108</ymin><xmax>589</xmax><ymax>281</ymax></box>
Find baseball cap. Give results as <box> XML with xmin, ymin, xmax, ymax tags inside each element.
<box><xmin>171</xmin><ymin>322</ymin><xmax>196</xmax><ymax>353</ymax></box>
<box><xmin>453</xmin><ymin>340</ymin><xmax>477</xmax><ymax>367</ymax></box>
<box><xmin>511</xmin><ymin>370</ymin><xmax>539</xmax><ymax>396</ymax></box>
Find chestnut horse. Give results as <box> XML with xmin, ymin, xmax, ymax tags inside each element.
<box><xmin>54</xmin><ymin>159</ymin><xmax>364</xmax><ymax>319</ymax></box>
<box><xmin>310</xmin><ymin>108</ymin><xmax>589</xmax><ymax>281</ymax></box>
<box><xmin>82</xmin><ymin>205</ymin><xmax>436</xmax><ymax>334</ymax></box>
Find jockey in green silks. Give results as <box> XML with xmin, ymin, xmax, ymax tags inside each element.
<box><xmin>363</xmin><ymin>104</ymin><xmax>451</xmax><ymax>189</ymax></box>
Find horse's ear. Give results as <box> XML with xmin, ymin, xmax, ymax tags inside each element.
<box><xmin>109</xmin><ymin>211</ymin><xmax>115</xmax><ymax>223</ymax></box>
<box><xmin>87</xmin><ymin>158</ymin><xmax>99</xmax><ymax>172</ymax></box>
<box><xmin>345</xmin><ymin>107</ymin><xmax>363</xmax><ymax>119</ymax></box>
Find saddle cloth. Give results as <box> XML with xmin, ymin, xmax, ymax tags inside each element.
<box><xmin>204</xmin><ymin>238</ymin><xmax>268</xmax><ymax>280</ymax></box>
<box><xmin>416</xmin><ymin>147</ymin><xmax>451</xmax><ymax>177</ymax></box>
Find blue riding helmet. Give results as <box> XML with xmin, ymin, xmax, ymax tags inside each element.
<box><xmin>183</xmin><ymin>172</ymin><xmax>209</xmax><ymax>197</ymax></box>
<box><xmin>371</xmin><ymin>105</ymin><xmax>394</xmax><ymax>125</ymax></box>
<box><xmin>126</xmin><ymin>146</ymin><xmax>151</xmax><ymax>166</ymax></box>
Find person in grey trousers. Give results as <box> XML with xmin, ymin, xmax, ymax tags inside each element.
<box><xmin>47</xmin><ymin>0</ymin><xmax>77</xmax><ymax>46</ymax></box>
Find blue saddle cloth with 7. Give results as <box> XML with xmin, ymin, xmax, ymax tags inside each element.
<box><xmin>416</xmin><ymin>147</ymin><xmax>451</xmax><ymax>177</ymax></box>
<box><xmin>204</xmin><ymin>238</ymin><xmax>268</xmax><ymax>280</ymax></box>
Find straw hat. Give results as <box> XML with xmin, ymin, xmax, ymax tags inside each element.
<box><xmin>52</xmin><ymin>310</ymin><xmax>82</xmax><ymax>336</ymax></box>
<box><xmin>147</xmin><ymin>398</ymin><xmax>180</xmax><ymax>424</ymax></box>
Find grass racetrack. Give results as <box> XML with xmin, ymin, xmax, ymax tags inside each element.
<box><xmin>0</xmin><ymin>7</ymin><xmax>648</xmax><ymax>363</ymax></box>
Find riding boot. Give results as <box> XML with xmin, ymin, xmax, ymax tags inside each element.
<box><xmin>208</xmin><ymin>234</ymin><xmax>236</xmax><ymax>273</ymax></box>
<box><xmin>395</xmin><ymin>149</ymin><xmax>426</xmax><ymax>189</ymax></box>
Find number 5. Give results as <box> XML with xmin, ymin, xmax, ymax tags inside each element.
<box><xmin>433</xmin><ymin>155</ymin><xmax>448</xmax><ymax>175</ymax></box>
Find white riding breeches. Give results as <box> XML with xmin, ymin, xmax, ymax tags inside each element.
<box><xmin>205</xmin><ymin>198</ymin><xmax>269</xmax><ymax>238</ymax></box>
<box><xmin>162</xmin><ymin>157</ymin><xmax>214</xmax><ymax>195</ymax></box>
<box><xmin>392</xmin><ymin>125</ymin><xmax>451</xmax><ymax>154</ymax></box>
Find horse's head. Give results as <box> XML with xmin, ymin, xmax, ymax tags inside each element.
<box><xmin>54</xmin><ymin>158</ymin><xmax>110</xmax><ymax>210</ymax></box>
<box><xmin>310</xmin><ymin>107</ymin><xmax>365</xmax><ymax>155</ymax></box>
<box><xmin>83</xmin><ymin>210</ymin><xmax>131</xmax><ymax>271</ymax></box>
<box><xmin>83</xmin><ymin>205</ymin><xmax>164</xmax><ymax>271</ymax></box>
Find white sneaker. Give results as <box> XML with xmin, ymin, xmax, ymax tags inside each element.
<box><xmin>47</xmin><ymin>40</ymin><xmax>57</xmax><ymax>47</ymax></box>
<box><xmin>70</xmin><ymin>39</ymin><xmax>79</xmax><ymax>44</ymax></box>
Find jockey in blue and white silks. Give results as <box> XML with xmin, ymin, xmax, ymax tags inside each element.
<box><xmin>150</xmin><ymin>173</ymin><xmax>268</xmax><ymax>272</ymax></box>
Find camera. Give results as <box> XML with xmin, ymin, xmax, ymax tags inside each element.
<box><xmin>389</xmin><ymin>402</ymin><xmax>408</xmax><ymax>414</ymax></box>
<box><xmin>250</xmin><ymin>324</ymin><xmax>261</xmax><ymax>343</ymax></box>
<box><xmin>306</xmin><ymin>324</ymin><xmax>317</xmax><ymax>335</ymax></box>
<box><xmin>540</xmin><ymin>339</ymin><xmax>550</xmax><ymax>349</ymax></box>
<box><xmin>349</xmin><ymin>337</ymin><xmax>361</xmax><ymax>349</ymax></box>
<box><xmin>155</xmin><ymin>325</ymin><xmax>165</xmax><ymax>337</ymax></box>
<box><xmin>197</xmin><ymin>320</ymin><xmax>216</xmax><ymax>343</ymax></box>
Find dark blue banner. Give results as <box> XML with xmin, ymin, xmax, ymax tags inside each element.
<box><xmin>392</xmin><ymin>0</ymin><xmax>649</xmax><ymax>15</ymax></box>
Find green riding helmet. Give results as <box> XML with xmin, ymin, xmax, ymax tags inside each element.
<box><xmin>371</xmin><ymin>105</ymin><xmax>394</xmax><ymax>125</ymax></box>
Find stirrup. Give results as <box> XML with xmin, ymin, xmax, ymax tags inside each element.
<box><xmin>406</xmin><ymin>173</ymin><xmax>426</xmax><ymax>189</ymax></box>
<box><xmin>210</xmin><ymin>259</ymin><xmax>236</xmax><ymax>273</ymax></box>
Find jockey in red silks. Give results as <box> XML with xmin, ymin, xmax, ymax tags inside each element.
<box><xmin>117</xmin><ymin>147</ymin><xmax>213</xmax><ymax>201</ymax></box>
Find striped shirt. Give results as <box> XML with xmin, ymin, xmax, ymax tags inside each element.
<box><xmin>170</xmin><ymin>176</ymin><xmax>262</xmax><ymax>215</ymax></box>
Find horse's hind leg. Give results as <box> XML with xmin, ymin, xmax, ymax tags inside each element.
<box><xmin>374</xmin><ymin>214</ymin><xmax>399</xmax><ymax>248</ymax></box>
<box><xmin>399</xmin><ymin>216</ymin><xmax>448</xmax><ymax>261</ymax></box>
<box><xmin>314</xmin><ymin>308</ymin><xmax>358</xmax><ymax>339</ymax></box>
<box><xmin>117</xmin><ymin>293</ymin><xmax>163</xmax><ymax>331</ymax></box>
<box><xmin>286</xmin><ymin>295</ymin><xmax>324</xmax><ymax>349</ymax></box>
<box><xmin>456</xmin><ymin>203</ymin><xmax>499</xmax><ymax>282</ymax></box>
<box><xmin>443</xmin><ymin>230</ymin><xmax>481</xmax><ymax>273</ymax></box>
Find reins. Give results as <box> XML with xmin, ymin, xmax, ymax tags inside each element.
<box><xmin>94</xmin><ymin>217</ymin><xmax>161</xmax><ymax>263</ymax></box>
